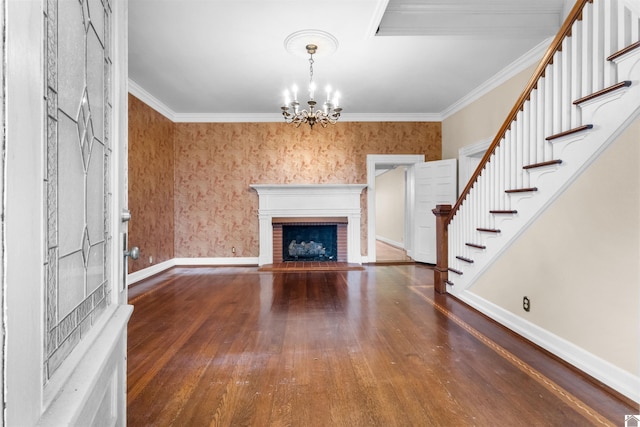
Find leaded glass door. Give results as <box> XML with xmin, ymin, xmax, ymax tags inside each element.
<box><xmin>44</xmin><ymin>0</ymin><xmax>114</xmax><ymax>380</ymax></box>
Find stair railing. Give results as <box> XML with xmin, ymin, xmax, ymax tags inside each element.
<box><xmin>434</xmin><ymin>0</ymin><xmax>639</xmax><ymax>292</ymax></box>
<box><xmin>449</xmin><ymin>0</ymin><xmax>591</xmax><ymax>224</ymax></box>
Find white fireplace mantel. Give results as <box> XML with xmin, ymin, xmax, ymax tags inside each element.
<box><xmin>250</xmin><ymin>184</ymin><xmax>367</xmax><ymax>265</ymax></box>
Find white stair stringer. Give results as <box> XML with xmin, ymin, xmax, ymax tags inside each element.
<box><xmin>447</xmin><ymin>38</ymin><xmax>640</xmax><ymax>296</ymax></box>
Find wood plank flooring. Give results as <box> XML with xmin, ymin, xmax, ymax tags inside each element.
<box><xmin>127</xmin><ymin>265</ymin><xmax>637</xmax><ymax>426</ymax></box>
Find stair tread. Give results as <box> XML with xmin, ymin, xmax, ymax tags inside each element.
<box><xmin>574</xmin><ymin>81</ymin><xmax>632</xmax><ymax>105</ymax></box>
<box><xmin>448</xmin><ymin>268</ymin><xmax>463</xmax><ymax>275</ymax></box>
<box><xmin>524</xmin><ymin>159</ymin><xmax>563</xmax><ymax>170</ymax></box>
<box><xmin>546</xmin><ymin>124</ymin><xmax>593</xmax><ymax>141</ymax></box>
<box><xmin>490</xmin><ymin>210</ymin><xmax>518</xmax><ymax>214</ymax></box>
<box><xmin>465</xmin><ymin>243</ymin><xmax>486</xmax><ymax>249</ymax></box>
<box><xmin>607</xmin><ymin>41</ymin><xmax>640</xmax><ymax>61</ymax></box>
<box><xmin>456</xmin><ymin>256</ymin><xmax>474</xmax><ymax>263</ymax></box>
<box><xmin>477</xmin><ymin>228</ymin><xmax>500</xmax><ymax>233</ymax></box>
<box><xmin>445</xmin><ymin>280</ymin><xmax>455</xmax><ymax>286</ymax></box>
<box><xmin>505</xmin><ymin>187</ymin><xmax>538</xmax><ymax>194</ymax></box>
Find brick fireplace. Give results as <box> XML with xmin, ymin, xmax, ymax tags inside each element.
<box><xmin>250</xmin><ymin>184</ymin><xmax>367</xmax><ymax>266</ymax></box>
<box><xmin>273</xmin><ymin>217</ymin><xmax>348</xmax><ymax>262</ymax></box>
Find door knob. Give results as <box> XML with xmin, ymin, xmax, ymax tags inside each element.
<box><xmin>124</xmin><ymin>246</ymin><xmax>140</xmax><ymax>260</ymax></box>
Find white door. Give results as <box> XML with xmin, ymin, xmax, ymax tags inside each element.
<box><xmin>4</xmin><ymin>1</ymin><xmax>131</xmax><ymax>425</ymax></box>
<box><xmin>412</xmin><ymin>159</ymin><xmax>457</xmax><ymax>263</ymax></box>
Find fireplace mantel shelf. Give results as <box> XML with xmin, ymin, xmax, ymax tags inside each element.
<box><xmin>250</xmin><ymin>184</ymin><xmax>367</xmax><ymax>197</ymax></box>
<box><xmin>250</xmin><ymin>184</ymin><xmax>367</xmax><ymax>265</ymax></box>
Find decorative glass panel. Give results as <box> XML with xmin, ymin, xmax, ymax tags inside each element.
<box><xmin>44</xmin><ymin>0</ymin><xmax>112</xmax><ymax>382</ymax></box>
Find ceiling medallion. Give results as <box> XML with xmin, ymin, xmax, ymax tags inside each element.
<box><xmin>281</xmin><ymin>31</ymin><xmax>341</xmax><ymax>130</ymax></box>
<box><xmin>284</xmin><ymin>29</ymin><xmax>338</xmax><ymax>58</ymax></box>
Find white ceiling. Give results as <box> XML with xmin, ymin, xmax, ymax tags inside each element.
<box><xmin>128</xmin><ymin>0</ymin><xmax>570</xmax><ymax>122</ymax></box>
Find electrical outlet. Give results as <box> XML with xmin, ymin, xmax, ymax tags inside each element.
<box><xmin>523</xmin><ymin>296</ymin><xmax>531</xmax><ymax>312</ymax></box>
<box><xmin>232</xmin><ymin>247</ymin><xmax>236</xmax><ymax>254</ymax></box>
<box><xmin>149</xmin><ymin>256</ymin><xmax>153</xmax><ymax>264</ymax></box>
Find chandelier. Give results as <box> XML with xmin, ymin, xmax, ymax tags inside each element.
<box><xmin>281</xmin><ymin>44</ymin><xmax>342</xmax><ymax>129</ymax></box>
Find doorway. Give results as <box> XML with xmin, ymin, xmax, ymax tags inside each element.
<box><xmin>366</xmin><ymin>154</ymin><xmax>424</xmax><ymax>263</ymax></box>
<box><xmin>374</xmin><ymin>166</ymin><xmax>413</xmax><ymax>262</ymax></box>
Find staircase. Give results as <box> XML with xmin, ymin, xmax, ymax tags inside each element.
<box><xmin>441</xmin><ymin>0</ymin><xmax>640</xmax><ymax>294</ymax></box>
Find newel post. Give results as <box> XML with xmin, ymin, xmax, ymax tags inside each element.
<box><xmin>432</xmin><ymin>204</ymin><xmax>452</xmax><ymax>294</ymax></box>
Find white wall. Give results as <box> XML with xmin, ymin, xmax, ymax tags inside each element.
<box><xmin>442</xmin><ymin>56</ymin><xmax>640</xmax><ymax>399</ymax></box>
<box><xmin>472</xmin><ymin>119</ymin><xmax>640</xmax><ymax>376</ymax></box>
<box><xmin>442</xmin><ymin>64</ymin><xmax>536</xmax><ymax>161</ymax></box>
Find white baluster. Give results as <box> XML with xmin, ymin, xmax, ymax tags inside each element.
<box><xmin>524</xmin><ymin>89</ymin><xmax>539</xmax><ymax>176</ymax></box>
<box><xmin>475</xmin><ymin>177</ymin><xmax>480</xmax><ymax>234</ymax></box>
<box><xmin>536</xmin><ymin>79</ymin><xmax>546</xmax><ymax>164</ymax></box>
<box><xmin>603</xmin><ymin>0</ymin><xmax>617</xmax><ymax>86</ymax></box>
<box><xmin>631</xmin><ymin>7</ymin><xmax>640</xmax><ymax>42</ymax></box>
<box><xmin>552</xmin><ymin>50</ymin><xmax>563</xmax><ymax>135</ymax></box>
<box><xmin>582</xmin><ymin>1</ymin><xmax>594</xmax><ymax>96</ymax></box>
<box><xmin>515</xmin><ymin>109</ymin><xmax>524</xmax><ymax>190</ymax></box>
<box><xmin>522</xmin><ymin>100</ymin><xmax>531</xmax><ymax>188</ymax></box>
<box><xmin>497</xmin><ymin>143</ymin><xmax>506</xmax><ymax>211</ymax></box>
<box><xmin>543</xmin><ymin>64</ymin><xmax>554</xmax><ymax>162</ymax></box>
<box><xmin>561</xmin><ymin>36</ymin><xmax>572</xmax><ymax>132</ymax></box>
<box><xmin>504</xmin><ymin>128</ymin><xmax>512</xmax><ymax>191</ymax></box>
<box><xmin>478</xmin><ymin>173</ymin><xmax>485</xmax><ymax>231</ymax></box>
<box><xmin>593</xmin><ymin>0</ymin><xmax>606</xmax><ymax>91</ymax></box>
<box><xmin>491</xmin><ymin>146</ymin><xmax>499</xmax><ymax>212</ymax></box>
<box><xmin>616</xmin><ymin>0</ymin><xmax>628</xmax><ymax>50</ymax></box>
<box><xmin>571</xmin><ymin>17</ymin><xmax>584</xmax><ymax>128</ymax></box>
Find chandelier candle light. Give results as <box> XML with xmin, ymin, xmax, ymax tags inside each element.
<box><xmin>281</xmin><ymin>44</ymin><xmax>342</xmax><ymax>129</ymax></box>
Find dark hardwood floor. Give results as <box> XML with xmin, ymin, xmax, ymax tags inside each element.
<box><xmin>127</xmin><ymin>265</ymin><xmax>636</xmax><ymax>426</ymax></box>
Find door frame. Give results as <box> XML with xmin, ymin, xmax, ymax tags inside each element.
<box><xmin>458</xmin><ymin>138</ymin><xmax>490</xmax><ymax>195</ymax></box>
<box><xmin>366</xmin><ymin>154</ymin><xmax>424</xmax><ymax>263</ymax></box>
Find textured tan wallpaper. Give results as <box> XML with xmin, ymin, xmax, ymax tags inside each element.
<box><xmin>173</xmin><ymin>121</ymin><xmax>441</xmax><ymax>258</ymax></box>
<box><xmin>128</xmin><ymin>96</ymin><xmax>441</xmax><ymax>264</ymax></box>
<box><xmin>128</xmin><ymin>95</ymin><xmax>175</xmax><ymax>272</ymax></box>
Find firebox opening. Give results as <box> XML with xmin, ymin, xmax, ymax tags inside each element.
<box><xmin>282</xmin><ymin>224</ymin><xmax>338</xmax><ymax>262</ymax></box>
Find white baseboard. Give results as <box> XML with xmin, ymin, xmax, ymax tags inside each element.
<box><xmin>456</xmin><ymin>289</ymin><xmax>640</xmax><ymax>403</ymax></box>
<box><xmin>127</xmin><ymin>257</ymin><xmax>259</xmax><ymax>286</ymax></box>
<box><xmin>127</xmin><ymin>259</ymin><xmax>176</xmax><ymax>286</ymax></box>
<box><xmin>375</xmin><ymin>235</ymin><xmax>404</xmax><ymax>249</ymax></box>
<box><xmin>173</xmin><ymin>257</ymin><xmax>259</xmax><ymax>266</ymax></box>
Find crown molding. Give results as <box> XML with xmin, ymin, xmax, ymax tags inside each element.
<box><xmin>172</xmin><ymin>113</ymin><xmax>284</xmax><ymax>123</ymax></box>
<box><xmin>440</xmin><ymin>36</ymin><xmax>553</xmax><ymax>120</ymax></box>
<box><xmin>127</xmin><ymin>79</ymin><xmax>176</xmax><ymax>121</ymax></box>
<box><xmin>340</xmin><ymin>113</ymin><xmax>443</xmax><ymax>122</ymax></box>
<box><xmin>173</xmin><ymin>112</ymin><xmax>442</xmax><ymax>123</ymax></box>
<box><xmin>383</xmin><ymin>0</ymin><xmax>565</xmax><ymax>14</ymax></box>
<box><xmin>366</xmin><ymin>0</ymin><xmax>391</xmax><ymax>37</ymax></box>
